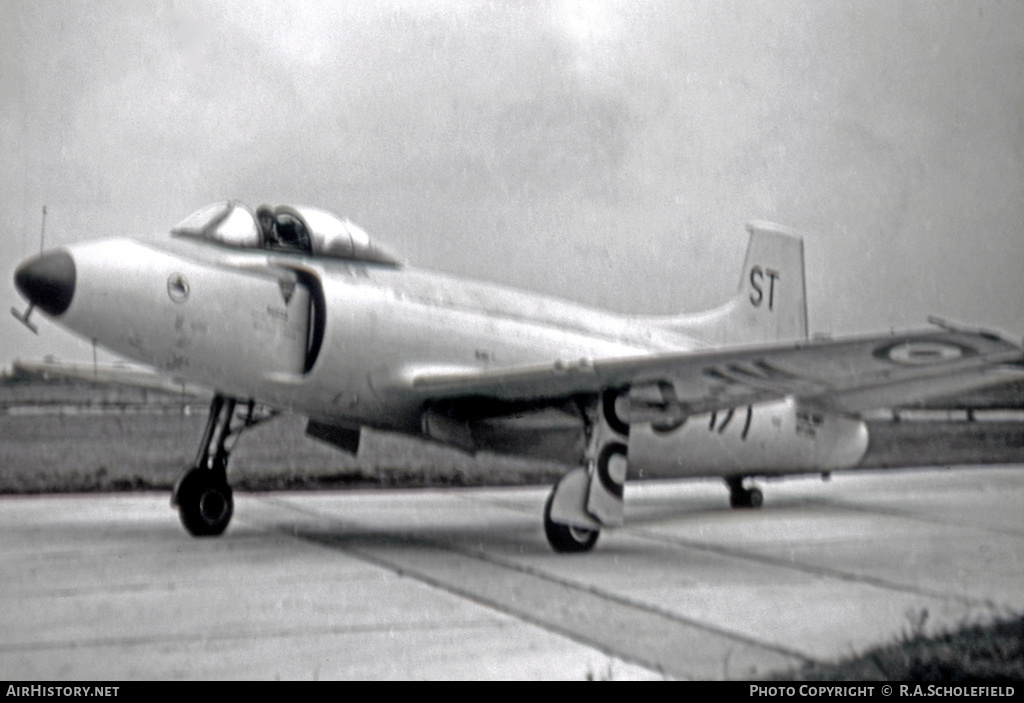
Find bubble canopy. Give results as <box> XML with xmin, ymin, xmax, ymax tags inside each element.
<box><xmin>170</xmin><ymin>201</ymin><xmax>402</xmax><ymax>266</ymax></box>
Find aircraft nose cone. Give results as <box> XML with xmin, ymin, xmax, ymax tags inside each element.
<box><xmin>14</xmin><ymin>250</ymin><xmax>76</xmax><ymax>316</ymax></box>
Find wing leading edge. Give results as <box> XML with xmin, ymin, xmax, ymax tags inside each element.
<box><xmin>409</xmin><ymin>328</ymin><xmax>1023</xmax><ymax>422</ymax></box>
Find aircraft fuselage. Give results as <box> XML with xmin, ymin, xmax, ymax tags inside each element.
<box><xmin>22</xmin><ymin>234</ymin><xmax>868</xmax><ymax>475</ymax></box>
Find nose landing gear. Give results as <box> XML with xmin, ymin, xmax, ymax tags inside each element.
<box><xmin>171</xmin><ymin>395</ymin><xmax>277</xmax><ymax>536</ymax></box>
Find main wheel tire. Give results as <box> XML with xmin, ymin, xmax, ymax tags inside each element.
<box><xmin>543</xmin><ymin>492</ymin><xmax>599</xmax><ymax>553</ymax></box>
<box><xmin>176</xmin><ymin>469</ymin><xmax>233</xmax><ymax>537</ymax></box>
<box><xmin>747</xmin><ymin>486</ymin><xmax>764</xmax><ymax>508</ymax></box>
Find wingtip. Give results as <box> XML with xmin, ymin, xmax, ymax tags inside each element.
<box><xmin>927</xmin><ymin>316</ymin><xmax>1019</xmax><ymax>346</ymax></box>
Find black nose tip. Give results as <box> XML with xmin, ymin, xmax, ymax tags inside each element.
<box><xmin>14</xmin><ymin>250</ymin><xmax>76</xmax><ymax>316</ymax></box>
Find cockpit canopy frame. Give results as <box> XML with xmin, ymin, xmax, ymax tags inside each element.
<box><xmin>171</xmin><ymin>200</ymin><xmax>402</xmax><ymax>266</ymax></box>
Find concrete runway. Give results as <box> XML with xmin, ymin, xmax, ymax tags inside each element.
<box><xmin>1</xmin><ymin>465</ymin><xmax>1022</xmax><ymax>680</ymax></box>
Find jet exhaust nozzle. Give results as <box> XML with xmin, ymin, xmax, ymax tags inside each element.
<box><xmin>14</xmin><ymin>250</ymin><xmax>76</xmax><ymax>316</ymax></box>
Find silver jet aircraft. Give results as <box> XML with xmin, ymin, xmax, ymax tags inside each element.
<box><xmin>12</xmin><ymin>201</ymin><xmax>1023</xmax><ymax>551</ymax></box>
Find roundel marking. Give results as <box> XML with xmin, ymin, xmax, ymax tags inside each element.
<box><xmin>596</xmin><ymin>442</ymin><xmax>628</xmax><ymax>498</ymax></box>
<box><xmin>873</xmin><ymin>340</ymin><xmax>974</xmax><ymax>365</ymax></box>
<box><xmin>167</xmin><ymin>273</ymin><xmax>190</xmax><ymax>303</ymax></box>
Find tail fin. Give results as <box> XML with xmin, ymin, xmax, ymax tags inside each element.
<box><xmin>662</xmin><ymin>221</ymin><xmax>808</xmax><ymax>346</ymax></box>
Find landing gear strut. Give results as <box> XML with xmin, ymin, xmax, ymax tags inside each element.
<box><xmin>727</xmin><ymin>476</ymin><xmax>763</xmax><ymax>509</ymax></box>
<box><xmin>171</xmin><ymin>395</ymin><xmax>275</xmax><ymax>536</ymax></box>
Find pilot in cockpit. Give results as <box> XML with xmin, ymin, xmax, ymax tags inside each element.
<box><xmin>256</xmin><ymin>205</ymin><xmax>278</xmax><ymax>247</ymax></box>
<box><xmin>275</xmin><ymin>212</ymin><xmax>310</xmax><ymax>251</ymax></box>
<box><xmin>256</xmin><ymin>204</ymin><xmax>311</xmax><ymax>252</ymax></box>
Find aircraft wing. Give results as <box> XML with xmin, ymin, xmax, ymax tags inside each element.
<box><xmin>410</xmin><ymin>327</ymin><xmax>1023</xmax><ymax>421</ymax></box>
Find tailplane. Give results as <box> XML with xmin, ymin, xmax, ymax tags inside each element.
<box><xmin>662</xmin><ymin>222</ymin><xmax>808</xmax><ymax>346</ymax></box>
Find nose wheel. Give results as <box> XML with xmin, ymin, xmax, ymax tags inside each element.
<box><xmin>175</xmin><ymin>467</ymin><xmax>233</xmax><ymax>536</ymax></box>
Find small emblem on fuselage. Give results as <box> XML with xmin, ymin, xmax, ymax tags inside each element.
<box><xmin>167</xmin><ymin>273</ymin><xmax>190</xmax><ymax>303</ymax></box>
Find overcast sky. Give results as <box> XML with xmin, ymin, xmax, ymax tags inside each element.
<box><xmin>2</xmin><ymin>0</ymin><xmax>1022</xmax><ymax>368</ymax></box>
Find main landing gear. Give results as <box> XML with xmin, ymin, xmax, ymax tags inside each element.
<box><xmin>543</xmin><ymin>392</ymin><xmax>630</xmax><ymax>553</ymax></box>
<box><xmin>171</xmin><ymin>394</ymin><xmax>276</xmax><ymax>537</ymax></box>
<box><xmin>727</xmin><ymin>476</ymin><xmax>763</xmax><ymax>509</ymax></box>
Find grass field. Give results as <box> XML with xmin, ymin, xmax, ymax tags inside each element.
<box><xmin>0</xmin><ymin>378</ymin><xmax>578</xmax><ymax>493</ymax></box>
<box><xmin>782</xmin><ymin>613</ymin><xmax>1023</xmax><ymax>681</ymax></box>
<box><xmin>1</xmin><ymin>379</ymin><xmax>1020</xmax><ymax>494</ymax></box>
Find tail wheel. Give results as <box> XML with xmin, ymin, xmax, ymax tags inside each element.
<box><xmin>543</xmin><ymin>493</ymin><xmax>599</xmax><ymax>553</ymax></box>
<box><xmin>176</xmin><ymin>468</ymin><xmax>234</xmax><ymax>536</ymax></box>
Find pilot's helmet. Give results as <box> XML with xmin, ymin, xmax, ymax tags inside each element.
<box><xmin>256</xmin><ymin>205</ymin><xmax>274</xmax><ymax>225</ymax></box>
<box><xmin>255</xmin><ymin>205</ymin><xmax>276</xmax><ymax>238</ymax></box>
